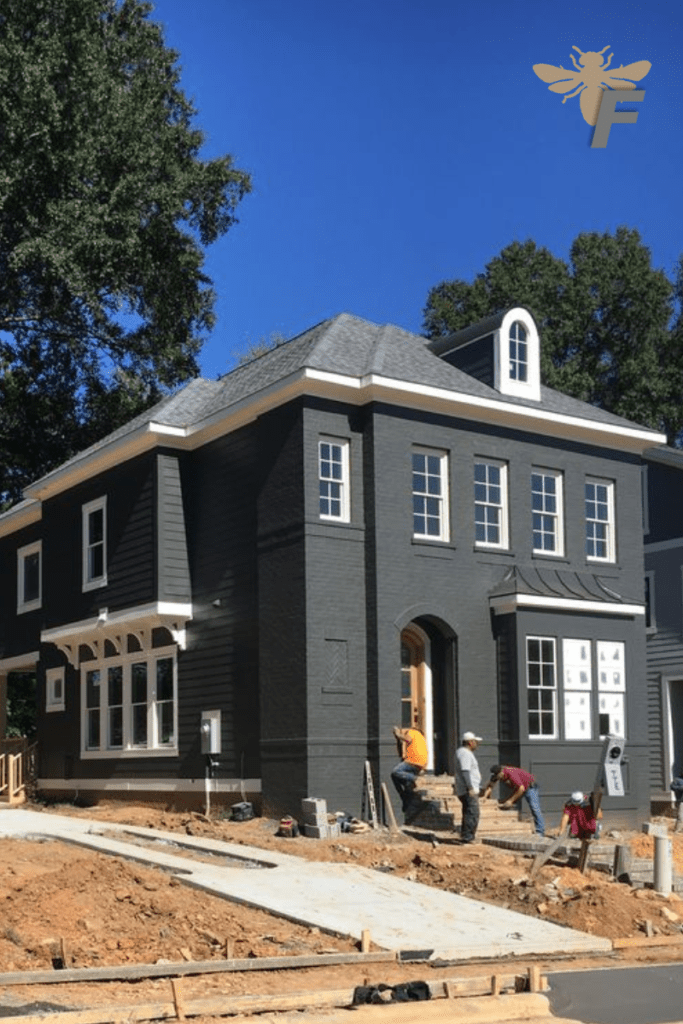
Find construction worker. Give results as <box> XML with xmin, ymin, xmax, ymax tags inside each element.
<box><xmin>483</xmin><ymin>764</ymin><xmax>545</xmax><ymax>836</ymax></box>
<box><xmin>390</xmin><ymin>726</ymin><xmax>428</xmax><ymax>821</ymax></box>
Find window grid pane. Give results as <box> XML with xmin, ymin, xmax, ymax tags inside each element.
<box><xmin>586</xmin><ymin>480</ymin><xmax>614</xmax><ymax>560</ymax></box>
<box><xmin>413</xmin><ymin>451</ymin><xmax>446</xmax><ymax>538</ymax></box>
<box><xmin>509</xmin><ymin>322</ymin><xmax>528</xmax><ymax>382</ymax></box>
<box><xmin>527</xmin><ymin>637</ymin><xmax>556</xmax><ymax>738</ymax></box>
<box><xmin>532</xmin><ymin>471</ymin><xmax>561</xmax><ymax>552</ymax></box>
<box><xmin>319</xmin><ymin>439</ymin><xmax>348</xmax><ymax>520</ymax></box>
<box><xmin>474</xmin><ymin>461</ymin><xmax>505</xmax><ymax>546</ymax></box>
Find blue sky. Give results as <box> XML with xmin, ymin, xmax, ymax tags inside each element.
<box><xmin>153</xmin><ymin>0</ymin><xmax>683</xmax><ymax>380</ymax></box>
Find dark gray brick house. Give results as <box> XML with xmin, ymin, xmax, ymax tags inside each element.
<box><xmin>642</xmin><ymin>446</ymin><xmax>683</xmax><ymax>813</ymax></box>
<box><xmin>0</xmin><ymin>308</ymin><xmax>666</xmax><ymax>825</ymax></box>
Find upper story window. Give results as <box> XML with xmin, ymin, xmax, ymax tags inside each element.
<box><xmin>509</xmin><ymin>321</ymin><xmax>528</xmax><ymax>382</ymax></box>
<box><xmin>412</xmin><ymin>447</ymin><xmax>449</xmax><ymax>541</ymax></box>
<box><xmin>495</xmin><ymin>308</ymin><xmax>541</xmax><ymax>401</ymax></box>
<box><xmin>532</xmin><ymin>469</ymin><xmax>564</xmax><ymax>556</ymax></box>
<box><xmin>319</xmin><ymin>438</ymin><xmax>350</xmax><ymax>522</ymax></box>
<box><xmin>82</xmin><ymin>496</ymin><xmax>107</xmax><ymax>591</ymax></box>
<box><xmin>17</xmin><ymin>540</ymin><xmax>41</xmax><ymax>613</ymax></box>
<box><xmin>474</xmin><ymin>459</ymin><xmax>509</xmax><ymax>548</ymax></box>
<box><xmin>585</xmin><ymin>477</ymin><xmax>615</xmax><ymax>562</ymax></box>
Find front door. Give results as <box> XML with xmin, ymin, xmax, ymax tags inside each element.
<box><xmin>400</xmin><ymin>624</ymin><xmax>433</xmax><ymax>770</ymax></box>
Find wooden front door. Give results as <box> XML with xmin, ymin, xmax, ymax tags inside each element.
<box><xmin>400</xmin><ymin>624</ymin><xmax>433</xmax><ymax>769</ymax></box>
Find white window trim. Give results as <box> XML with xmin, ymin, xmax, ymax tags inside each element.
<box><xmin>474</xmin><ymin>458</ymin><xmax>509</xmax><ymax>549</ymax></box>
<box><xmin>318</xmin><ymin>437</ymin><xmax>350</xmax><ymax>523</ymax></box>
<box><xmin>532</xmin><ymin>468</ymin><xmax>565</xmax><ymax>557</ymax></box>
<box><xmin>586</xmin><ymin>477</ymin><xmax>616</xmax><ymax>563</ymax></box>
<box><xmin>494</xmin><ymin>307</ymin><xmax>541</xmax><ymax>402</ymax></box>
<box><xmin>646</xmin><ymin>570</ymin><xmax>656</xmax><ymax>633</ymax></box>
<box><xmin>82</xmin><ymin>496</ymin><xmax>107</xmax><ymax>592</ymax></box>
<box><xmin>17</xmin><ymin>540</ymin><xmax>42</xmax><ymax>613</ymax></box>
<box><xmin>526</xmin><ymin>635</ymin><xmax>558</xmax><ymax>740</ymax></box>
<box><xmin>412</xmin><ymin>446</ymin><xmax>450</xmax><ymax>542</ymax></box>
<box><xmin>46</xmin><ymin>666</ymin><xmax>65</xmax><ymax>712</ymax></box>
<box><xmin>80</xmin><ymin>645</ymin><xmax>178</xmax><ymax>758</ymax></box>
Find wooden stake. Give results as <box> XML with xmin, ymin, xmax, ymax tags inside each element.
<box><xmin>171</xmin><ymin>978</ymin><xmax>186</xmax><ymax>1021</ymax></box>
<box><xmin>527</xmin><ymin>965</ymin><xmax>542</xmax><ymax>992</ymax></box>
<box><xmin>225</xmin><ymin>937</ymin><xmax>234</xmax><ymax>959</ymax></box>
<box><xmin>491</xmin><ymin>974</ymin><xmax>500</xmax><ymax>995</ymax></box>
<box><xmin>360</xmin><ymin>928</ymin><xmax>371</xmax><ymax>953</ymax></box>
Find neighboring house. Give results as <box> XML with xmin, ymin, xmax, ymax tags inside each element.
<box><xmin>642</xmin><ymin>447</ymin><xmax>683</xmax><ymax>812</ymax></box>
<box><xmin>0</xmin><ymin>309</ymin><xmax>666</xmax><ymax>825</ymax></box>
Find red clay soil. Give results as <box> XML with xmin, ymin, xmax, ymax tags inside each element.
<box><xmin>1</xmin><ymin>800</ymin><xmax>682</xmax><ymax>1021</ymax></box>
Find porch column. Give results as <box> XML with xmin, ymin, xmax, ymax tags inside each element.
<box><xmin>0</xmin><ymin>672</ymin><xmax>7</xmax><ymax>739</ymax></box>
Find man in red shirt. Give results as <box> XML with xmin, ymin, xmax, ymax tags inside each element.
<box><xmin>391</xmin><ymin>726</ymin><xmax>428</xmax><ymax>821</ymax></box>
<box><xmin>483</xmin><ymin>764</ymin><xmax>545</xmax><ymax>836</ymax></box>
<box><xmin>560</xmin><ymin>791</ymin><xmax>601</xmax><ymax>839</ymax></box>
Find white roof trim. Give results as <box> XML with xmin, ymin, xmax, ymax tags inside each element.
<box><xmin>491</xmin><ymin>594</ymin><xmax>644</xmax><ymax>616</ymax></box>
<box><xmin>17</xmin><ymin>366</ymin><xmax>666</xmax><ymax>504</ymax></box>
<box><xmin>41</xmin><ymin>602</ymin><xmax>193</xmax><ymax>667</ymax></box>
<box><xmin>0</xmin><ymin>651</ymin><xmax>40</xmax><ymax>672</ymax></box>
<box><xmin>0</xmin><ymin>498</ymin><xmax>41</xmax><ymax>538</ymax></box>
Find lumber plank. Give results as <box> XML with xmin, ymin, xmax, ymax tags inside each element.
<box><xmin>613</xmin><ymin>934</ymin><xmax>683</xmax><ymax>949</ymax></box>
<box><xmin>0</xmin><ymin>950</ymin><xmax>397</xmax><ymax>987</ymax></box>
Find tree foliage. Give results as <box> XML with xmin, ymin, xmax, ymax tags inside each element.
<box><xmin>0</xmin><ymin>0</ymin><xmax>251</xmax><ymax>506</ymax></box>
<box><xmin>423</xmin><ymin>228</ymin><xmax>683</xmax><ymax>445</ymax></box>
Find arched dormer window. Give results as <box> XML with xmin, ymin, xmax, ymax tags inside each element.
<box><xmin>495</xmin><ymin>308</ymin><xmax>540</xmax><ymax>401</ymax></box>
<box><xmin>509</xmin><ymin>321</ymin><xmax>528</xmax><ymax>383</ymax></box>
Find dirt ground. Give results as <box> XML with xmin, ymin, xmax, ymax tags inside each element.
<box><xmin>1</xmin><ymin>800</ymin><xmax>683</xmax><ymax>1020</ymax></box>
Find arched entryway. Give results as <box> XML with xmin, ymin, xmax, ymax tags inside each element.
<box><xmin>399</xmin><ymin>616</ymin><xmax>457</xmax><ymax>775</ymax></box>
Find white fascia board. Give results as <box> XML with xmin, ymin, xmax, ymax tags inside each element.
<box><xmin>491</xmin><ymin>594</ymin><xmax>645</xmax><ymax>616</ymax></box>
<box><xmin>0</xmin><ymin>651</ymin><xmax>40</xmax><ymax>672</ymax></box>
<box><xmin>19</xmin><ymin>367</ymin><xmax>667</xmax><ymax>503</ymax></box>
<box><xmin>645</xmin><ymin>537</ymin><xmax>683</xmax><ymax>554</ymax></box>
<box><xmin>41</xmin><ymin>601</ymin><xmax>193</xmax><ymax>645</ymax></box>
<box><xmin>0</xmin><ymin>498</ymin><xmax>42</xmax><ymax>538</ymax></box>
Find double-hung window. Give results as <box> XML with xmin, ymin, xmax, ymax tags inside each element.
<box><xmin>526</xmin><ymin>636</ymin><xmax>557</xmax><ymax>738</ymax></box>
<box><xmin>319</xmin><ymin>438</ymin><xmax>350</xmax><ymax>522</ymax></box>
<box><xmin>82</xmin><ymin>648</ymin><xmax>177</xmax><ymax>756</ymax></box>
<box><xmin>17</xmin><ymin>540</ymin><xmax>41</xmax><ymax>613</ymax></box>
<box><xmin>585</xmin><ymin>478</ymin><xmax>615</xmax><ymax>561</ymax></box>
<box><xmin>474</xmin><ymin>459</ymin><xmax>508</xmax><ymax>548</ymax></box>
<box><xmin>532</xmin><ymin>469</ymin><xmax>564</xmax><ymax>555</ymax></box>
<box><xmin>82</xmin><ymin>496</ymin><xmax>107</xmax><ymax>591</ymax></box>
<box><xmin>412</xmin><ymin>447</ymin><xmax>449</xmax><ymax>541</ymax></box>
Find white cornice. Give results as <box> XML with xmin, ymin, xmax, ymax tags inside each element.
<box><xmin>16</xmin><ymin>368</ymin><xmax>666</xmax><ymax>505</ymax></box>
<box><xmin>0</xmin><ymin>651</ymin><xmax>40</xmax><ymax>672</ymax></box>
<box><xmin>490</xmin><ymin>594</ymin><xmax>644</xmax><ymax>616</ymax></box>
<box><xmin>0</xmin><ymin>498</ymin><xmax>41</xmax><ymax>538</ymax></box>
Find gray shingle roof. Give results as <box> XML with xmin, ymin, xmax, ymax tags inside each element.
<box><xmin>21</xmin><ymin>311</ymin><xmax>662</xmax><ymax>497</ymax></box>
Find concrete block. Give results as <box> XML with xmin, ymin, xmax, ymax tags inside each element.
<box><xmin>303</xmin><ymin>823</ymin><xmax>331</xmax><ymax>839</ymax></box>
<box><xmin>302</xmin><ymin>797</ymin><xmax>328</xmax><ymax>825</ymax></box>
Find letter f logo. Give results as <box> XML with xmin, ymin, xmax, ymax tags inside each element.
<box><xmin>591</xmin><ymin>89</ymin><xmax>645</xmax><ymax>147</ymax></box>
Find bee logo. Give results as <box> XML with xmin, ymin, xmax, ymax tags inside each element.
<box><xmin>533</xmin><ymin>46</ymin><xmax>651</xmax><ymax>126</ymax></box>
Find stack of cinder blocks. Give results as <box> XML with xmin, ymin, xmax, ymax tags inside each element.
<box><xmin>301</xmin><ymin>797</ymin><xmax>341</xmax><ymax>839</ymax></box>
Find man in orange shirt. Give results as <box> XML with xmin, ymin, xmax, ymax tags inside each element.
<box><xmin>391</xmin><ymin>725</ymin><xmax>428</xmax><ymax>820</ymax></box>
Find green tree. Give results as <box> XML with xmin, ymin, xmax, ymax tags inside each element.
<box><xmin>423</xmin><ymin>228</ymin><xmax>682</xmax><ymax>444</ymax></box>
<box><xmin>0</xmin><ymin>0</ymin><xmax>251</xmax><ymax>506</ymax></box>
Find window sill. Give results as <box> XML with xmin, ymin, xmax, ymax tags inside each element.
<box><xmin>80</xmin><ymin>747</ymin><xmax>179</xmax><ymax>759</ymax></box>
<box><xmin>411</xmin><ymin>538</ymin><xmax>455</xmax><ymax>556</ymax></box>
<box><xmin>17</xmin><ymin>601</ymin><xmax>41</xmax><ymax>615</ymax></box>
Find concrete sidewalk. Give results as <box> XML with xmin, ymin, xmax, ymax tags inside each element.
<box><xmin>0</xmin><ymin>809</ymin><xmax>612</xmax><ymax>961</ymax></box>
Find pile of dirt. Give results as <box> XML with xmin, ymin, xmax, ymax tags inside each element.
<box><xmin>22</xmin><ymin>800</ymin><xmax>683</xmax><ymax>947</ymax></box>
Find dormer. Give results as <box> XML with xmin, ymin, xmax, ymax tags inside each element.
<box><xmin>427</xmin><ymin>306</ymin><xmax>541</xmax><ymax>402</ymax></box>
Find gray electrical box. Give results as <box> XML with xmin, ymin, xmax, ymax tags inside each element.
<box><xmin>595</xmin><ymin>733</ymin><xmax>625</xmax><ymax>797</ymax></box>
<box><xmin>200</xmin><ymin>710</ymin><xmax>221</xmax><ymax>755</ymax></box>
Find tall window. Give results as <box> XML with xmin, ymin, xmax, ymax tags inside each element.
<box><xmin>82</xmin><ymin>496</ymin><xmax>107</xmax><ymax>591</ymax></box>
<box><xmin>585</xmin><ymin>478</ymin><xmax>615</xmax><ymax>561</ymax></box>
<box><xmin>509</xmin><ymin>321</ymin><xmax>528</xmax><ymax>382</ymax></box>
<box><xmin>17</xmin><ymin>540</ymin><xmax>42</xmax><ymax>613</ymax></box>
<box><xmin>562</xmin><ymin>639</ymin><xmax>592</xmax><ymax>739</ymax></box>
<box><xmin>82</xmin><ymin>649</ymin><xmax>177</xmax><ymax>755</ymax></box>
<box><xmin>597</xmin><ymin>641</ymin><xmax>626</xmax><ymax>737</ymax></box>
<box><xmin>474</xmin><ymin>459</ymin><xmax>508</xmax><ymax>548</ymax></box>
<box><xmin>319</xmin><ymin>438</ymin><xmax>350</xmax><ymax>521</ymax></box>
<box><xmin>412</xmin><ymin>447</ymin><xmax>449</xmax><ymax>541</ymax></box>
<box><xmin>527</xmin><ymin>637</ymin><xmax>557</xmax><ymax>738</ymax></box>
<box><xmin>532</xmin><ymin>469</ymin><xmax>564</xmax><ymax>555</ymax></box>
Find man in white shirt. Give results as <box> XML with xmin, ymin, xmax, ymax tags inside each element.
<box><xmin>454</xmin><ymin>731</ymin><xmax>482</xmax><ymax>843</ymax></box>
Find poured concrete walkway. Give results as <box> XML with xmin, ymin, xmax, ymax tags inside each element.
<box><xmin>0</xmin><ymin>809</ymin><xmax>611</xmax><ymax>961</ymax></box>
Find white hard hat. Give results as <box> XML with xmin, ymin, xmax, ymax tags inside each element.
<box><xmin>569</xmin><ymin>790</ymin><xmax>584</xmax><ymax>804</ymax></box>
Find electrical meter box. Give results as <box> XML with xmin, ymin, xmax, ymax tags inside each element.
<box><xmin>200</xmin><ymin>710</ymin><xmax>221</xmax><ymax>755</ymax></box>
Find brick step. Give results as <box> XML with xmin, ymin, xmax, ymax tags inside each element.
<box><xmin>408</xmin><ymin>774</ymin><xmax>536</xmax><ymax>836</ymax></box>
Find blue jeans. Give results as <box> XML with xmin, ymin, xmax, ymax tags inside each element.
<box><xmin>391</xmin><ymin>761</ymin><xmax>422</xmax><ymax>811</ymax></box>
<box><xmin>524</xmin><ymin>784</ymin><xmax>545</xmax><ymax>836</ymax></box>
